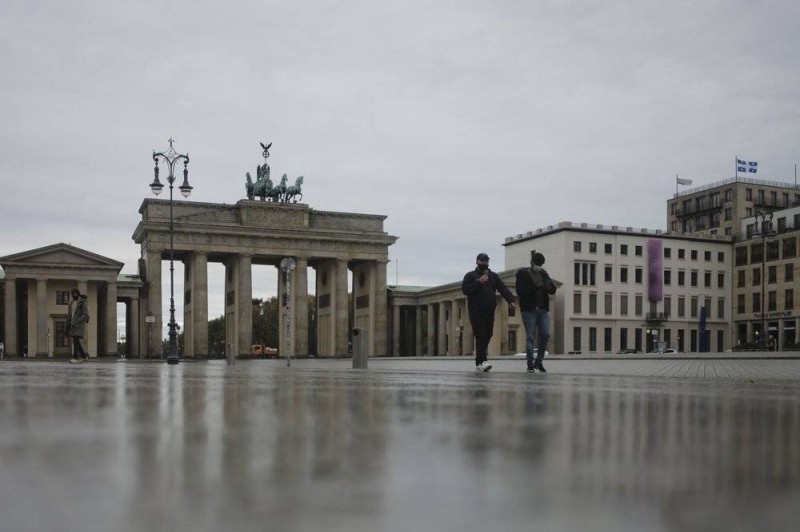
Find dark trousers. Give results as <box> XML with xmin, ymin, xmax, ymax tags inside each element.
<box><xmin>469</xmin><ymin>311</ymin><xmax>495</xmax><ymax>365</ymax></box>
<box><xmin>72</xmin><ymin>336</ymin><xmax>87</xmax><ymax>358</ymax></box>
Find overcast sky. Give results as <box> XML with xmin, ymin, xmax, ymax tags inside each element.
<box><xmin>2</xmin><ymin>0</ymin><xmax>799</xmax><ymax>332</ymax></box>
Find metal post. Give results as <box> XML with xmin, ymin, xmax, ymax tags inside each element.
<box><xmin>755</xmin><ymin>208</ymin><xmax>773</xmax><ymax>349</ymax></box>
<box><xmin>150</xmin><ymin>138</ymin><xmax>192</xmax><ymax>365</ymax></box>
<box><xmin>280</xmin><ymin>258</ymin><xmax>296</xmax><ymax>367</ymax></box>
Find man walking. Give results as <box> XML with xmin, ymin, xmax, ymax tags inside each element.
<box><xmin>66</xmin><ymin>288</ymin><xmax>90</xmax><ymax>364</ymax></box>
<box><xmin>462</xmin><ymin>253</ymin><xmax>515</xmax><ymax>372</ymax></box>
<box><xmin>515</xmin><ymin>252</ymin><xmax>557</xmax><ymax>373</ymax></box>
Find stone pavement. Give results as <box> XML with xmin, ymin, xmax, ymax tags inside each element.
<box><xmin>0</xmin><ymin>358</ymin><xmax>798</xmax><ymax>532</ymax></box>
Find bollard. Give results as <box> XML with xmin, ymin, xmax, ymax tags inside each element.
<box><xmin>352</xmin><ymin>328</ymin><xmax>368</xmax><ymax>369</ymax></box>
<box><xmin>226</xmin><ymin>342</ymin><xmax>236</xmax><ymax>366</ymax></box>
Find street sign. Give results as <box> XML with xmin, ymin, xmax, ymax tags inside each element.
<box><xmin>145</xmin><ymin>315</ymin><xmax>156</xmax><ymax>323</ymax></box>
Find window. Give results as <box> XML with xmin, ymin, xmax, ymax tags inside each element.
<box><xmin>768</xmin><ymin>240</ymin><xmax>779</xmax><ymax>261</ymax></box>
<box><xmin>664</xmin><ymin>269</ymin><xmax>672</xmax><ymax>285</ymax></box>
<box><xmin>573</xmin><ymin>292</ymin><xmax>582</xmax><ymax>314</ymax></box>
<box><xmin>737</xmin><ymin>269</ymin><xmax>746</xmax><ymax>287</ymax></box>
<box><xmin>589</xmin><ymin>293</ymin><xmax>597</xmax><ymax>314</ymax></box>
<box><xmin>678</xmin><ymin>270</ymin><xmax>685</xmax><ymax>286</ymax></box>
<box><xmin>768</xmin><ymin>291</ymin><xmax>777</xmax><ymax>311</ymax></box>
<box><xmin>725</xmin><ymin>188</ymin><xmax>733</xmax><ymax>202</ymax></box>
<box><xmin>704</xmin><ymin>271</ymin><xmax>711</xmax><ymax>288</ymax></box>
<box><xmin>690</xmin><ymin>270</ymin><xmax>698</xmax><ymax>287</ymax></box>
<box><xmin>717</xmin><ymin>298</ymin><xmax>725</xmax><ymax>319</ymax></box>
<box><xmin>771</xmin><ymin>191</ymin><xmax>777</xmax><ymax>205</ymax></box>
<box><xmin>786</xmin><ymin>289</ymin><xmax>794</xmax><ymax>310</ymax></box>
<box><xmin>621</xmin><ymin>244</ymin><xmax>628</xmax><ymax>255</ymax></box>
<box><xmin>783</xmin><ymin>238</ymin><xmax>796</xmax><ymax>259</ymax></box>
<box><xmin>778</xmin><ymin>217</ymin><xmax>787</xmax><ymax>232</ymax></box>
<box><xmin>678</xmin><ymin>297</ymin><xmax>685</xmax><ymax>317</ymax></box>
<box><xmin>737</xmin><ymin>294</ymin><xmax>745</xmax><ymax>313</ymax></box>
<box><xmin>664</xmin><ymin>247</ymin><xmax>672</xmax><ymax>258</ymax></box>
<box><xmin>718</xmin><ymin>272</ymin><xmax>725</xmax><ymax>288</ymax></box>
<box><xmin>573</xmin><ymin>327</ymin><xmax>581</xmax><ymax>351</ymax></box>
<box><xmin>725</xmin><ymin>207</ymin><xmax>732</xmax><ymax>221</ymax></box>
<box><xmin>589</xmin><ymin>327</ymin><xmax>597</xmax><ymax>352</ymax></box>
<box><xmin>691</xmin><ymin>250</ymin><xmax>698</xmax><ymax>260</ymax></box>
<box><xmin>768</xmin><ymin>265</ymin><xmax>777</xmax><ymax>283</ymax></box>
<box><xmin>753</xmin><ymin>267</ymin><xmax>761</xmax><ymax>286</ymax></box>
<box><xmin>786</xmin><ymin>264</ymin><xmax>794</xmax><ymax>282</ymax></box>
<box><xmin>604</xmin><ymin>243</ymin><xmax>612</xmax><ymax>254</ymax></box>
<box><xmin>678</xmin><ymin>249</ymin><xmax>685</xmax><ymax>259</ymax></box>
<box><xmin>710</xmin><ymin>192</ymin><xmax>720</xmax><ymax>207</ymax></box>
<box><xmin>56</xmin><ymin>291</ymin><xmax>71</xmax><ymax>305</ymax></box>
<box><xmin>664</xmin><ymin>296</ymin><xmax>672</xmax><ymax>317</ymax></box>
<box><xmin>704</xmin><ymin>251</ymin><xmax>711</xmax><ymax>261</ymax></box>
<box><xmin>785</xmin><ymin>192</ymin><xmax>790</xmax><ymax>207</ymax></box>
<box><xmin>575</xmin><ymin>262</ymin><xmax>597</xmax><ymax>286</ymax></box>
<box><xmin>620</xmin><ymin>294</ymin><xmax>628</xmax><ymax>316</ymax></box>
<box><xmin>604</xmin><ymin>265</ymin><xmax>612</xmax><ymax>282</ymax></box>
<box><xmin>620</xmin><ymin>328</ymin><xmax>628</xmax><ymax>350</ymax></box>
<box><xmin>691</xmin><ymin>297</ymin><xmax>698</xmax><ymax>318</ymax></box>
<box><xmin>718</xmin><ymin>251</ymin><xmax>725</xmax><ymax>262</ymax></box>
<box><xmin>635</xmin><ymin>267</ymin><xmax>643</xmax><ymax>284</ymax></box>
<box><xmin>735</xmin><ymin>247</ymin><xmax>748</xmax><ymax>266</ymax></box>
<box><xmin>604</xmin><ymin>328</ymin><xmax>612</xmax><ymax>352</ymax></box>
<box><xmin>621</xmin><ymin>267</ymin><xmax>628</xmax><ymax>283</ymax></box>
<box><xmin>604</xmin><ymin>293</ymin><xmax>613</xmax><ymax>315</ymax></box>
<box><xmin>758</xmin><ymin>189</ymin><xmax>765</xmax><ymax>204</ymax></box>
<box><xmin>589</xmin><ymin>242</ymin><xmax>597</xmax><ymax>253</ymax></box>
<box><xmin>753</xmin><ymin>293</ymin><xmax>761</xmax><ymax>313</ymax></box>
<box><xmin>574</xmin><ymin>241</ymin><xmax>582</xmax><ymax>252</ymax></box>
<box><xmin>751</xmin><ymin>243</ymin><xmax>763</xmax><ymax>263</ymax></box>
<box><xmin>635</xmin><ymin>295</ymin><xmax>643</xmax><ymax>316</ymax></box>
<box><xmin>635</xmin><ymin>329</ymin><xmax>643</xmax><ymax>351</ymax></box>
<box><xmin>635</xmin><ymin>245</ymin><xmax>643</xmax><ymax>256</ymax></box>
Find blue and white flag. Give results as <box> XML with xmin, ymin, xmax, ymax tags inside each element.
<box><xmin>737</xmin><ymin>159</ymin><xmax>758</xmax><ymax>174</ymax></box>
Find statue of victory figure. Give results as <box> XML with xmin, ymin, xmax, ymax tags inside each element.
<box><xmin>244</xmin><ymin>142</ymin><xmax>304</xmax><ymax>203</ymax></box>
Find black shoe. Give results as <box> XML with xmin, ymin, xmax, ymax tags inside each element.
<box><xmin>534</xmin><ymin>361</ymin><xmax>546</xmax><ymax>373</ymax></box>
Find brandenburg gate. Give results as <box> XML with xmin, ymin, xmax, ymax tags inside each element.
<box><xmin>133</xmin><ymin>199</ymin><xmax>398</xmax><ymax>358</ymax></box>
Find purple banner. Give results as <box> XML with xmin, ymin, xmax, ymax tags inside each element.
<box><xmin>647</xmin><ymin>239</ymin><xmax>663</xmax><ymax>302</ymax></box>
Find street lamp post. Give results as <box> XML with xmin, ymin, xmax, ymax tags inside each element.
<box><xmin>149</xmin><ymin>138</ymin><xmax>193</xmax><ymax>365</ymax></box>
<box><xmin>754</xmin><ymin>208</ymin><xmax>773</xmax><ymax>349</ymax></box>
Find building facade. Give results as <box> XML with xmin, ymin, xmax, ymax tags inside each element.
<box><xmin>503</xmin><ymin>223</ymin><xmax>733</xmax><ymax>354</ymax></box>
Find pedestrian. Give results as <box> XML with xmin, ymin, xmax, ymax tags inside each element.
<box><xmin>462</xmin><ymin>252</ymin><xmax>516</xmax><ymax>372</ymax></box>
<box><xmin>515</xmin><ymin>252</ymin><xmax>557</xmax><ymax>373</ymax></box>
<box><xmin>66</xmin><ymin>288</ymin><xmax>90</xmax><ymax>363</ymax></box>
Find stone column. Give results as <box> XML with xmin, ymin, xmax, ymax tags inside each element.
<box><xmin>192</xmin><ymin>252</ymin><xmax>209</xmax><ymax>358</ymax></box>
<box><xmin>105</xmin><ymin>280</ymin><xmax>117</xmax><ymax>357</ymax></box>
<box><xmin>392</xmin><ymin>304</ymin><xmax>401</xmax><ymax>356</ymax></box>
<box><xmin>335</xmin><ymin>259</ymin><xmax>349</xmax><ymax>357</ymax></box>
<box><xmin>415</xmin><ymin>306</ymin><xmax>423</xmax><ymax>356</ymax></box>
<box><xmin>3</xmin><ymin>278</ymin><xmax>16</xmax><ymax>356</ymax></box>
<box><xmin>437</xmin><ymin>301</ymin><xmax>447</xmax><ymax>355</ymax></box>
<box><xmin>145</xmin><ymin>251</ymin><xmax>162</xmax><ymax>359</ymax></box>
<box><xmin>463</xmin><ymin>304</ymin><xmax>474</xmax><ymax>356</ymax></box>
<box><xmin>373</xmin><ymin>260</ymin><xmax>388</xmax><ymax>356</ymax></box>
<box><xmin>237</xmin><ymin>255</ymin><xmax>252</xmax><ymax>358</ymax></box>
<box><xmin>426</xmin><ymin>303</ymin><xmax>435</xmax><ymax>356</ymax></box>
<box><xmin>294</xmin><ymin>257</ymin><xmax>309</xmax><ymax>357</ymax></box>
<box><xmin>36</xmin><ymin>279</ymin><xmax>48</xmax><ymax>357</ymax></box>
<box><xmin>130</xmin><ymin>298</ymin><xmax>140</xmax><ymax>358</ymax></box>
<box><xmin>451</xmin><ymin>299</ymin><xmax>463</xmax><ymax>356</ymax></box>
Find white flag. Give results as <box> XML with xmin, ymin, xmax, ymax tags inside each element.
<box><xmin>676</xmin><ymin>177</ymin><xmax>693</xmax><ymax>185</ymax></box>
<box><xmin>737</xmin><ymin>159</ymin><xmax>758</xmax><ymax>174</ymax></box>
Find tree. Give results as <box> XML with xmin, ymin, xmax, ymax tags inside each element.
<box><xmin>208</xmin><ymin>315</ymin><xmax>225</xmax><ymax>358</ymax></box>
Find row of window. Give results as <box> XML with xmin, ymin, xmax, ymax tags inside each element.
<box><xmin>573</xmin><ymin>241</ymin><xmax>726</xmax><ymax>262</ymax></box>
<box><xmin>736</xmin><ymin>290</ymin><xmax>794</xmax><ymax>314</ymax></box>
<box><xmin>737</xmin><ymin>264</ymin><xmax>795</xmax><ymax>286</ymax></box>
<box><xmin>735</xmin><ymin>238</ymin><xmax>797</xmax><ymax>266</ymax></box>
<box><xmin>671</xmin><ymin>189</ymin><xmax>800</xmax><ymax>215</ymax></box>
<box><xmin>572</xmin><ymin>326</ymin><xmax>725</xmax><ymax>353</ymax></box>
<box><xmin>573</xmin><ymin>292</ymin><xmax>725</xmax><ymax>319</ymax></box>
<box><xmin>575</xmin><ymin>261</ymin><xmax>726</xmax><ymax>288</ymax></box>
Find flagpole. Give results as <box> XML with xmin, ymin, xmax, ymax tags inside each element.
<box><xmin>676</xmin><ymin>174</ymin><xmax>678</xmax><ymax>196</ymax></box>
<box><xmin>735</xmin><ymin>155</ymin><xmax>738</xmax><ymax>182</ymax></box>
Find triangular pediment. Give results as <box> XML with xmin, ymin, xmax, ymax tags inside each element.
<box><xmin>0</xmin><ymin>243</ymin><xmax>123</xmax><ymax>270</ymax></box>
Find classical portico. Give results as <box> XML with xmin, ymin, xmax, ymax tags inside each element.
<box><xmin>133</xmin><ymin>199</ymin><xmax>397</xmax><ymax>358</ymax></box>
<box><xmin>0</xmin><ymin>244</ymin><xmax>127</xmax><ymax>358</ymax></box>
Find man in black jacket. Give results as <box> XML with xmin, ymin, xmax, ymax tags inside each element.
<box><xmin>515</xmin><ymin>252</ymin><xmax>557</xmax><ymax>373</ymax></box>
<box><xmin>462</xmin><ymin>253</ymin><xmax>516</xmax><ymax>372</ymax></box>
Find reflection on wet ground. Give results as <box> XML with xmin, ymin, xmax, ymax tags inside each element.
<box><xmin>0</xmin><ymin>360</ymin><xmax>798</xmax><ymax>532</ymax></box>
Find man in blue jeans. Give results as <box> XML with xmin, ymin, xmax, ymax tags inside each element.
<box><xmin>515</xmin><ymin>252</ymin><xmax>557</xmax><ymax>373</ymax></box>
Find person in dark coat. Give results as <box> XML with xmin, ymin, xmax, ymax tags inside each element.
<box><xmin>515</xmin><ymin>252</ymin><xmax>557</xmax><ymax>373</ymax></box>
<box><xmin>462</xmin><ymin>252</ymin><xmax>515</xmax><ymax>372</ymax></box>
<box><xmin>66</xmin><ymin>288</ymin><xmax>90</xmax><ymax>363</ymax></box>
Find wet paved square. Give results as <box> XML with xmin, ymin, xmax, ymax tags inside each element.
<box><xmin>0</xmin><ymin>358</ymin><xmax>798</xmax><ymax>532</ymax></box>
